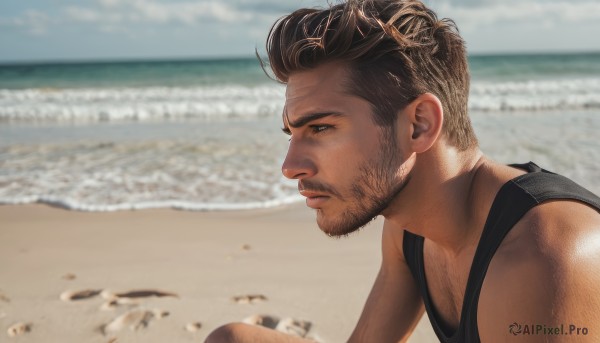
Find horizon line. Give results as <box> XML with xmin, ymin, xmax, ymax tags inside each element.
<box><xmin>1</xmin><ymin>49</ymin><xmax>599</xmax><ymax>66</ymax></box>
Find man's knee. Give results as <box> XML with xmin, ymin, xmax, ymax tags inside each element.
<box><xmin>205</xmin><ymin>323</ymin><xmax>249</xmax><ymax>343</ymax></box>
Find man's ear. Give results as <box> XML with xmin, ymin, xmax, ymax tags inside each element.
<box><xmin>397</xmin><ymin>93</ymin><xmax>444</xmax><ymax>153</ymax></box>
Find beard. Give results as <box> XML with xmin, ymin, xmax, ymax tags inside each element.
<box><xmin>308</xmin><ymin>128</ymin><xmax>410</xmax><ymax>237</ymax></box>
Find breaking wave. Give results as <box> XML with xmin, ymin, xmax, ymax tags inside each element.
<box><xmin>1</xmin><ymin>78</ymin><xmax>600</xmax><ymax>124</ymax></box>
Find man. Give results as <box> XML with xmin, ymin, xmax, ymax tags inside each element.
<box><xmin>206</xmin><ymin>0</ymin><xmax>600</xmax><ymax>342</ymax></box>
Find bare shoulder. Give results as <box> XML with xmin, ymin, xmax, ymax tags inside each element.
<box><xmin>478</xmin><ymin>200</ymin><xmax>600</xmax><ymax>342</ymax></box>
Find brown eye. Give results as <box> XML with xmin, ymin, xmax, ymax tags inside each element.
<box><xmin>310</xmin><ymin>125</ymin><xmax>331</xmax><ymax>134</ymax></box>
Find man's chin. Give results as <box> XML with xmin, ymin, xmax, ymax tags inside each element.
<box><xmin>315</xmin><ymin>212</ymin><xmax>364</xmax><ymax>238</ymax></box>
<box><xmin>318</xmin><ymin>225</ymin><xmax>354</xmax><ymax>238</ymax></box>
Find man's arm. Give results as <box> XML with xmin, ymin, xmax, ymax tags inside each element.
<box><xmin>348</xmin><ymin>221</ymin><xmax>425</xmax><ymax>343</ymax></box>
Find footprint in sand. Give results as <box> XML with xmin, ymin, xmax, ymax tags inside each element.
<box><xmin>60</xmin><ymin>288</ymin><xmax>177</xmax><ymax>311</ymax></box>
<box><xmin>243</xmin><ymin>315</ymin><xmax>312</xmax><ymax>338</ymax></box>
<box><xmin>100</xmin><ymin>308</ymin><xmax>169</xmax><ymax>335</ymax></box>
<box><xmin>61</xmin><ymin>273</ymin><xmax>77</xmax><ymax>280</ymax></box>
<box><xmin>100</xmin><ymin>289</ymin><xmax>178</xmax><ymax>309</ymax></box>
<box><xmin>7</xmin><ymin>322</ymin><xmax>31</xmax><ymax>337</ymax></box>
<box><xmin>60</xmin><ymin>289</ymin><xmax>102</xmax><ymax>301</ymax></box>
<box><xmin>231</xmin><ymin>294</ymin><xmax>267</xmax><ymax>304</ymax></box>
<box><xmin>101</xmin><ymin>289</ymin><xmax>178</xmax><ymax>301</ymax></box>
<box><xmin>0</xmin><ymin>292</ymin><xmax>10</xmax><ymax>303</ymax></box>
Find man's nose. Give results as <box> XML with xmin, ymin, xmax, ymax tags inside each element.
<box><xmin>281</xmin><ymin>143</ymin><xmax>316</xmax><ymax>180</ymax></box>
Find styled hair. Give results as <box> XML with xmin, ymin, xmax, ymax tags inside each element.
<box><xmin>264</xmin><ymin>0</ymin><xmax>477</xmax><ymax>150</ymax></box>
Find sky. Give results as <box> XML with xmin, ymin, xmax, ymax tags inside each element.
<box><xmin>1</xmin><ymin>0</ymin><xmax>600</xmax><ymax>63</ymax></box>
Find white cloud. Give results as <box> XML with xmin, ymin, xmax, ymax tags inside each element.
<box><xmin>2</xmin><ymin>0</ymin><xmax>598</xmax><ymax>61</ymax></box>
<box><xmin>437</xmin><ymin>1</ymin><xmax>600</xmax><ymax>30</ymax></box>
<box><xmin>65</xmin><ymin>7</ymin><xmax>107</xmax><ymax>23</ymax></box>
<box><xmin>98</xmin><ymin>0</ymin><xmax>122</xmax><ymax>8</ymax></box>
<box><xmin>0</xmin><ymin>9</ymin><xmax>51</xmax><ymax>35</ymax></box>
<box><xmin>64</xmin><ymin>0</ymin><xmax>256</xmax><ymax>27</ymax></box>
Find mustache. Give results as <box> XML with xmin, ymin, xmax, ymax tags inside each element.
<box><xmin>299</xmin><ymin>180</ymin><xmax>342</xmax><ymax>199</ymax></box>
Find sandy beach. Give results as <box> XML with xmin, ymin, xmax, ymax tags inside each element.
<box><xmin>0</xmin><ymin>204</ymin><xmax>436</xmax><ymax>342</ymax></box>
<box><xmin>1</xmin><ymin>1</ymin><xmax>599</xmax><ymax>340</ymax></box>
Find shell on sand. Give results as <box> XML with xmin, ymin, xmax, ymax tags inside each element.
<box><xmin>184</xmin><ymin>322</ymin><xmax>202</xmax><ymax>332</ymax></box>
<box><xmin>275</xmin><ymin>317</ymin><xmax>312</xmax><ymax>338</ymax></box>
<box><xmin>101</xmin><ymin>289</ymin><xmax>115</xmax><ymax>300</ymax></box>
<box><xmin>60</xmin><ymin>289</ymin><xmax>102</xmax><ymax>301</ymax></box>
<box><xmin>99</xmin><ymin>299</ymin><xmax>119</xmax><ymax>311</ymax></box>
<box><xmin>243</xmin><ymin>315</ymin><xmax>313</xmax><ymax>338</ymax></box>
<box><xmin>102</xmin><ymin>308</ymin><xmax>169</xmax><ymax>334</ymax></box>
<box><xmin>242</xmin><ymin>314</ymin><xmax>280</xmax><ymax>329</ymax></box>
<box><xmin>7</xmin><ymin>322</ymin><xmax>31</xmax><ymax>337</ymax></box>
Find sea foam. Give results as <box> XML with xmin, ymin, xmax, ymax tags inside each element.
<box><xmin>469</xmin><ymin>78</ymin><xmax>600</xmax><ymax>111</ymax></box>
<box><xmin>2</xmin><ymin>78</ymin><xmax>600</xmax><ymax>124</ymax></box>
<box><xmin>0</xmin><ymin>85</ymin><xmax>285</xmax><ymax>123</ymax></box>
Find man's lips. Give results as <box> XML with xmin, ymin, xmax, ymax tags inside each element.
<box><xmin>299</xmin><ymin>190</ymin><xmax>327</xmax><ymax>198</ymax></box>
<box><xmin>299</xmin><ymin>189</ymin><xmax>330</xmax><ymax>209</ymax></box>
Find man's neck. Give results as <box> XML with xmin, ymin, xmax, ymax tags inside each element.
<box><xmin>383</xmin><ymin>147</ymin><xmax>489</xmax><ymax>256</ymax></box>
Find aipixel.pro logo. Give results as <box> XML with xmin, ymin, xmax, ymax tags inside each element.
<box><xmin>509</xmin><ymin>322</ymin><xmax>522</xmax><ymax>335</ymax></box>
<box><xmin>508</xmin><ymin>322</ymin><xmax>589</xmax><ymax>336</ymax></box>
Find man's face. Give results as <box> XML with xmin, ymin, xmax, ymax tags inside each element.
<box><xmin>282</xmin><ymin>63</ymin><xmax>410</xmax><ymax>237</ymax></box>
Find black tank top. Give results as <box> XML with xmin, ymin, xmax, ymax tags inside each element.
<box><xmin>402</xmin><ymin>162</ymin><xmax>600</xmax><ymax>343</ymax></box>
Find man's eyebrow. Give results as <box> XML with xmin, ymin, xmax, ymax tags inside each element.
<box><xmin>285</xmin><ymin>112</ymin><xmax>343</xmax><ymax>129</ymax></box>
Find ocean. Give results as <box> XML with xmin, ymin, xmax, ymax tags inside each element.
<box><xmin>1</xmin><ymin>53</ymin><xmax>599</xmax><ymax>211</ymax></box>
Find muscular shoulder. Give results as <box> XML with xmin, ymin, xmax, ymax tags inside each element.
<box><xmin>498</xmin><ymin>199</ymin><xmax>600</xmax><ymax>263</ymax></box>
<box><xmin>478</xmin><ymin>200</ymin><xmax>600</xmax><ymax>342</ymax></box>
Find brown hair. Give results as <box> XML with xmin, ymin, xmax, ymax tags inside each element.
<box><xmin>263</xmin><ymin>0</ymin><xmax>477</xmax><ymax>150</ymax></box>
